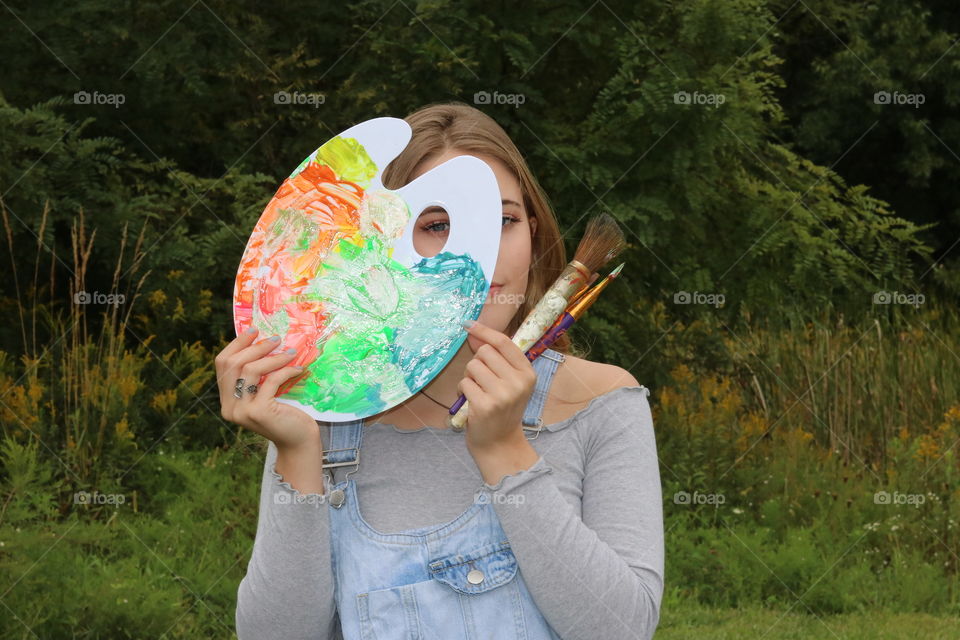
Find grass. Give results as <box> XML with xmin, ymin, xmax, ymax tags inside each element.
<box><xmin>657</xmin><ymin>596</ymin><xmax>960</xmax><ymax>639</ymax></box>
<box><xmin>0</xmin><ymin>444</ymin><xmax>264</xmax><ymax>639</ymax></box>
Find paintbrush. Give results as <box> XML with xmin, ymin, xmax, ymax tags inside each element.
<box><xmin>444</xmin><ymin>263</ymin><xmax>623</xmax><ymax>416</ymax></box>
<box><xmin>523</xmin><ymin>262</ymin><xmax>624</xmax><ymax>361</ymax></box>
<box><xmin>447</xmin><ymin>213</ymin><xmax>626</xmax><ymax>430</ymax></box>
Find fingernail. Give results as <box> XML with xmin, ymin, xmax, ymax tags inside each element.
<box><xmin>294</xmin><ymin>365</ymin><xmax>304</xmax><ymax>371</ymax></box>
<box><xmin>245</xmin><ymin>326</ymin><xmax>257</xmax><ymax>334</ymax></box>
<box><xmin>461</xmin><ymin>319</ymin><xmax>475</xmax><ymax>329</ymax></box>
<box><xmin>285</xmin><ymin>347</ymin><xmax>297</xmax><ymax>354</ymax></box>
<box><xmin>269</xmin><ymin>335</ymin><xmax>281</xmax><ymax>342</ymax></box>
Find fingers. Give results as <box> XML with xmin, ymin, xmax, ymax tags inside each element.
<box><xmin>472</xmin><ymin>343</ymin><xmax>515</xmax><ymax>379</ymax></box>
<box><xmin>462</xmin><ymin>322</ymin><xmax>538</xmax><ymax>398</ymax></box>
<box><xmin>237</xmin><ymin>334</ymin><xmax>287</xmax><ymax>363</ymax></box>
<box><xmin>215</xmin><ymin>326</ymin><xmax>263</xmax><ymax>382</ymax></box>
<box><xmin>464</xmin><ymin>322</ymin><xmax>536</xmax><ymax>391</ymax></box>
<box><xmin>220</xmin><ymin>334</ymin><xmax>285</xmax><ymax>390</ymax></box>
<box><xmin>216</xmin><ymin>328</ymin><xmax>290</xmax><ymax>421</ymax></box>
<box><xmin>463</xmin><ymin>321</ymin><xmax>529</xmax><ymax>371</ymax></box>
<box><xmin>252</xmin><ymin>365</ymin><xmax>308</xmax><ymax>403</ymax></box>
<box><xmin>216</xmin><ymin>330</ymin><xmax>255</xmax><ymax>420</ymax></box>
<box><xmin>458</xmin><ymin>376</ymin><xmax>482</xmax><ymax>404</ymax></box>
<box><xmin>223</xmin><ymin>326</ymin><xmax>260</xmax><ymax>359</ymax></box>
<box><xmin>234</xmin><ymin>366</ymin><xmax>307</xmax><ymax>439</ymax></box>
<box><xmin>236</xmin><ymin>348</ymin><xmax>300</xmax><ymax>397</ymax></box>
<box><xmin>464</xmin><ymin>357</ymin><xmax>500</xmax><ymax>393</ymax></box>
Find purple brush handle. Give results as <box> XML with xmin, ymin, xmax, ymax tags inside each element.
<box><xmin>525</xmin><ymin>312</ymin><xmax>576</xmax><ymax>360</ymax></box>
<box><xmin>447</xmin><ymin>312</ymin><xmax>577</xmax><ymax>415</ymax></box>
<box><xmin>448</xmin><ymin>392</ymin><xmax>467</xmax><ymax>415</ymax></box>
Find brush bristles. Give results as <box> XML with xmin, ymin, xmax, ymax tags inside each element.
<box><xmin>572</xmin><ymin>213</ymin><xmax>626</xmax><ymax>274</ymax></box>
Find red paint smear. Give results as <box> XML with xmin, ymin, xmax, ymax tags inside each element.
<box><xmin>234</xmin><ymin>159</ymin><xmax>368</xmax><ymax>391</ymax></box>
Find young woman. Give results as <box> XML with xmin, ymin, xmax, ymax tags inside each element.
<box><xmin>219</xmin><ymin>102</ymin><xmax>664</xmax><ymax>639</ymax></box>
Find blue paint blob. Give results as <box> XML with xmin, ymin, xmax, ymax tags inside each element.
<box><xmin>391</xmin><ymin>252</ymin><xmax>488</xmax><ymax>391</ymax></box>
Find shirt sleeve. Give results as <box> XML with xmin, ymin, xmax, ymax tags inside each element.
<box><xmin>482</xmin><ymin>385</ymin><xmax>664</xmax><ymax>640</ymax></box>
<box><xmin>235</xmin><ymin>439</ymin><xmax>340</xmax><ymax>640</ymax></box>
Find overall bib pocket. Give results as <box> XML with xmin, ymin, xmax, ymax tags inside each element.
<box><xmin>428</xmin><ymin>540</ymin><xmax>518</xmax><ymax>593</ymax></box>
<box><xmin>355</xmin><ymin>541</ymin><xmax>528</xmax><ymax>640</ymax></box>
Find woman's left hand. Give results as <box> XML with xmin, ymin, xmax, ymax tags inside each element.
<box><xmin>458</xmin><ymin>320</ymin><xmax>538</xmax><ymax>454</ymax></box>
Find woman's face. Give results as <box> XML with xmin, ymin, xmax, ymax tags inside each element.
<box><xmin>408</xmin><ymin>149</ymin><xmax>537</xmax><ymax>347</ymax></box>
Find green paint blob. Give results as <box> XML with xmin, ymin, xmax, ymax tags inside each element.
<box><xmin>291</xmin><ymin>331</ymin><xmax>396</xmax><ymax>415</ymax></box>
<box><xmin>285</xmin><ymin>232</ymin><xmax>427</xmax><ymax>415</ymax></box>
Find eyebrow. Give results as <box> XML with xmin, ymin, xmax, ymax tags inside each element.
<box><xmin>419</xmin><ymin>200</ymin><xmax>522</xmax><ymax>217</ymax></box>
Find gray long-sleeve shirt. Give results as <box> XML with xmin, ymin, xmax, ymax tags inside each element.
<box><xmin>236</xmin><ymin>385</ymin><xmax>664</xmax><ymax>640</ymax></box>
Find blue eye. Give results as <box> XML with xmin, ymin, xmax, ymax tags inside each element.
<box><xmin>423</xmin><ymin>221</ymin><xmax>450</xmax><ymax>233</ymax></box>
<box><xmin>423</xmin><ymin>215</ymin><xmax>519</xmax><ymax>234</ymax></box>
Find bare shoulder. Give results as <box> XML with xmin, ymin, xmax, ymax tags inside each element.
<box><xmin>563</xmin><ymin>354</ymin><xmax>639</xmax><ymax>394</ymax></box>
<box><xmin>543</xmin><ymin>353</ymin><xmax>641</xmax><ymax>422</ymax></box>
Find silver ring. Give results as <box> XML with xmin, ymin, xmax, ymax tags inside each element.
<box><xmin>245</xmin><ymin>384</ymin><xmax>258</xmax><ymax>396</ymax></box>
<box><xmin>234</xmin><ymin>378</ymin><xmax>245</xmax><ymax>398</ymax></box>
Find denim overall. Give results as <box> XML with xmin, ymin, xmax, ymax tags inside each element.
<box><xmin>322</xmin><ymin>348</ymin><xmax>567</xmax><ymax>640</ymax></box>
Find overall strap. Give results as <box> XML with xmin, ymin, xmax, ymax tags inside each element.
<box><xmin>323</xmin><ymin>418</ymin><xmax>363</xmax><ymax>471</ymax></box>
<box><xmin>321</xmin><ymin>419</ymin><xmax>362</xmax><ymax>507</ymax></box>
<box><xmin>522</xmin><ymin>348</ymin><xmax>565</xmax><ymax>433</ymax></box>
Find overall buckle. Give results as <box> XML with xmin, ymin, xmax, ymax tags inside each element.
<box><xmin>321</xmin><ymin>447</ymin><xmax>360</xmax><ymax>469</ymax></box>
<box><xmin>522</xmin><ymin>417</ymin><xmax>544</xmax><ymax>440</ymax></box>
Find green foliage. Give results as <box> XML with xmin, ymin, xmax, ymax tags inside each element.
<box><xmin>0</xmin><ymin>445</ymin><xmax>263</xmax><ymax>639</ymax></box>
<box><xmin>773</xmin><ymin>0</ymin><xmax>960</xmax><ymax>293</ymax></box>
<box><xmin>0</xmin><ymin>438</ymin><xmax>58</xmax><ymax>525</ymax></box>
<box><xmin>656</xmin><ymin>303</ymin><xmax>960</xmax><ymax>615</ymax></box>
<box><xmin>0</xmin><ymin>0</ymin><xmax>944</xmax><ymax>370</ymax></box>
<box><xmin>0</xmin><ymin>1</ymin><xmax>957</xmax><ymax>634</ymax></box>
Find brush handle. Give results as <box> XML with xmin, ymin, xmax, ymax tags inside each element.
<box><xmin>524</xmin><ymin>312</ymin><xmax>576</xmax><ymax>359</ymax></box>
<box><xmin>511</xmin><ymin>263</ymin><xmax>589</xmax><ymax>350</ymax></box>
<box><xmin>448</xmin><ymin>391</ymin><xmax>467</xmax><ymax>415</ymax></box>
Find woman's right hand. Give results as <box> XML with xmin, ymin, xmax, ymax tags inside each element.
<box><xmin>216</xmin><ymin>327</ymin><xmax>319</xmax><ymax>450</ymax></box>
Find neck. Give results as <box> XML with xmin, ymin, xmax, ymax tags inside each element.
<box><xmin>367</xmin><ymin>338</ymin><xmax>478</xmax><ymax>429</ymax></box>
<box><xmin>419</xmin><ymin>339</ymin><xmax>476</xmax><ymax>406</ymax></box>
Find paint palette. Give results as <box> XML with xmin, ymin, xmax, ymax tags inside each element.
<box><xmin>232</xmin><ymin>117</ymin><xmax>502</xmax><ymax>422</ymax></box>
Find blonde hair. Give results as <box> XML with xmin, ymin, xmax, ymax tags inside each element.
<box><xmin>381</xmin><ymin>101</ymin><xmax>577</xmax><ymax>355</ymax></box>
